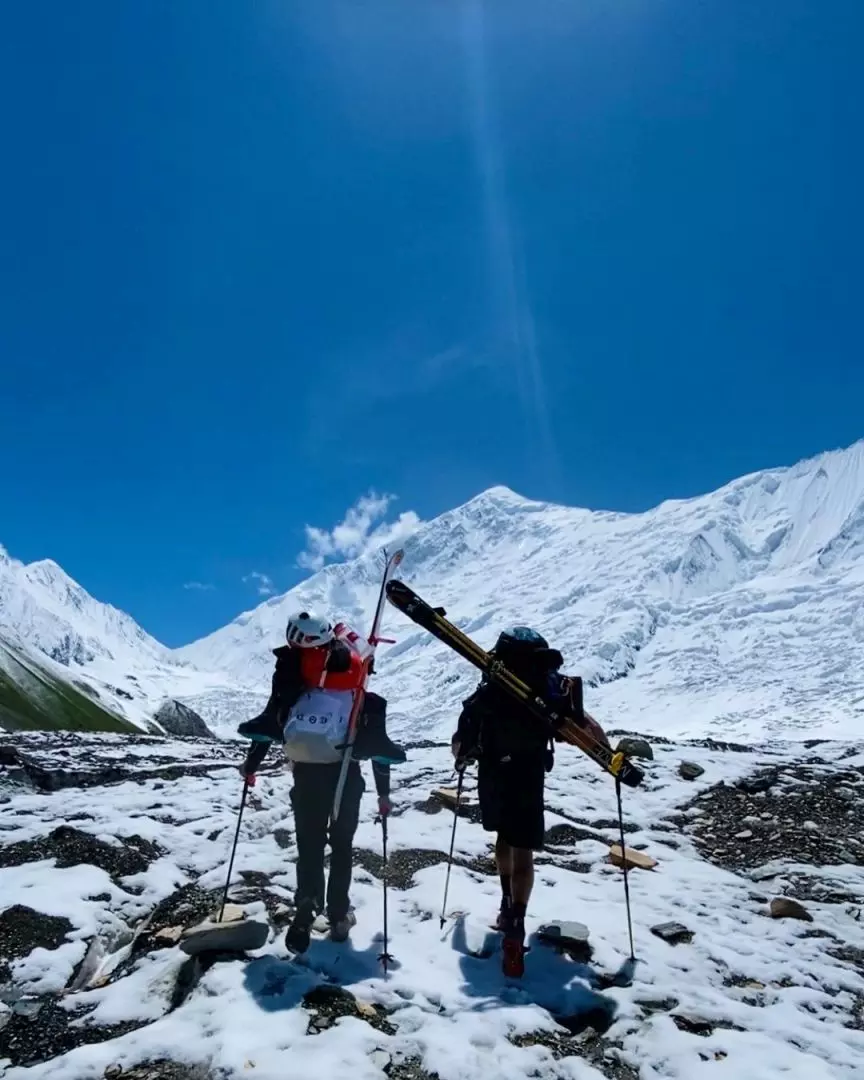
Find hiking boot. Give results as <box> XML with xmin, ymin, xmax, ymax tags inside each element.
<box><xmin>284</xmin><ymin>900</ymin><xmax>316</xmax><ymax>954</ymax></box>
<box><xmin>328</xmin><ymin>910</ymin><xmax>357</xmax><ymax>943</ymax></box>
<box><xmin>501</xmin><ymin>916</ymin><xmax>526</xmax><ymax>978</ymax></box>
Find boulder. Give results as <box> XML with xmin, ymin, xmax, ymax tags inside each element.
<box><xmin>179</xmin><ymin>917</ymin><xmax>269</xmax><ymax>956</ymax></box>
<box><xmin>769</xmin><ymin>897</ymin><xmax>813</xmax><ymax>922</ymax></box>
<box><xmin>615</xmin><ymin>737</ymin><xmax>653</xmax><ymax>761</ymax></box>
<box><xmin>679</xmin><ymin>761</ymin><xmax>705</xmax><ymax>781</ymax></box>
<box><xmin>154</xmin><ymin>700</ymin><xmax>215</xmax><ymax>740</ymax></box>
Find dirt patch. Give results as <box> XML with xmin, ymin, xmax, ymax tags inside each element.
<box><xmin>0</xmin><ymin>825</ymin><xmax>161</xmax><ymax>879</ymax></box>
<box><xmin>510</xmin><ymin>1029</ymin><xmax>639</xmax><ymax>1080</ymax></box>
<box><xmin>545</xmin><ymin>823</ymin><xmax>602</xmax><ymax>847</ymax></box>
<box><xmin>0</xmin><ymin>905</ymin><xmax>73</xmax><ymax>983</ymax></box>
<box><xmin>114</xmin><ymin>1064</ymin><xmax>214</xmax><ymax>1080</ymax></box>
<box><xmin>0</xmin><ymin>997</ymin><xmax>148</xmax><ymax>1069</ymax></box>
<box><xmin>680</xmin><ymin>765</ymin><xmax>864</xmax><ymax>874</ymax></box>
<box><xmin>303</xmin><ymin>983</ymin><xmax>397</xmax><ymax>1037</ymax></box>
<box><xmin>354</xmin><ymin>848</ymin><xmax>449</xmax><ymax>890</ymax></box>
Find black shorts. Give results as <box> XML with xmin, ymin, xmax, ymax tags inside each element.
<box><xmin>477</xmin><ymin>756</ymin><xmax>546</xmax><ymax>851</ymax></box>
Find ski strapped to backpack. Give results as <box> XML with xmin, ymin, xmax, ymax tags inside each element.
<box><xmin>385</xmin><ymin>580</ymin><xmax>644</xmax><ymax>789</ymax></box>
<box><xmin>331</xmin><ymin>548</ymin><xmax>404</xmax><ymax>820</ymax></box>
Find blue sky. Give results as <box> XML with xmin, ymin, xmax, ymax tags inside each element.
<box><xmin>1</xmin><ymin>1</ymin><xmax>862</xmax><ymax>647</ymax></box>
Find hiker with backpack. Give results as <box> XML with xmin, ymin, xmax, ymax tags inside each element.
<box><xmin>451</xmin><ymin>625</ymin><xmax>595</xmax><ymax>977</ymax></box>
<box><xmin>238</xmin><ymin>609</ymin><xmax>405</xmax><ymax>953</ymax></box>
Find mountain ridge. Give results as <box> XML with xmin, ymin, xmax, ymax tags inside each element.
<box><xmin>1</xmin><ymin>438</ymin><xmax>862</xmax><ymax>740</ymax></box>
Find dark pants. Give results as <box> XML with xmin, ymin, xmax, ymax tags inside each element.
<box><xmin>478</xmin><ymin>756</ymin><xmax>546</xmax><ymax>852</ymax></box>
<box><xmin>290</xmin><ymin>760</ymin><xmax>365</xmax><ymax>922</ymax></box>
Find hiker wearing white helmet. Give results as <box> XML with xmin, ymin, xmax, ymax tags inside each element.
<box><xmin>238</xmin><ymin>608</ymin><xmax>405</xmax><ymax>953</ymax></box>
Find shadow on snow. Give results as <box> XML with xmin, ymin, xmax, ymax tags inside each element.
<box><xmin>243</xmin><ymin>933</ymin><xmax>399</xmax><ymax>1013</ymax></box>
<box><xmin>450</xmin><ymin>915</ymin><xmax>618</xmax><ymax>1034</ymax></box>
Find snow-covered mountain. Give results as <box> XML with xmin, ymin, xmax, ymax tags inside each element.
<box><xmin>0</xmin><ymin>550</ymin><xmax>167</xmax><ymax>669</ymax></box>
<box><xmin>2</xmin><ymin>440</ymin><xmax>863</xmax><ymax>741</ymax></box>
<box><xmin>0</xmin><ymin>549</ymin><xmax>235</xmax><ymax>733</ymax></box>
<box><xmin>179</xmin><ymin>440</ymin><xmax>864</xmax><ymax>743</ymax></box>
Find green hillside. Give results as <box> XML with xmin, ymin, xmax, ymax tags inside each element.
<box><xmin>0</xmin><ymin>634</ymin><xmax>137</xmax><ymax>734</ymax></box>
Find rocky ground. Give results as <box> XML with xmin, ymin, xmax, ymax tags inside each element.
<box><xmin>1</xmin><ymin>730</ymin><xmax>863</xmax><ymax>1080</ymax></box>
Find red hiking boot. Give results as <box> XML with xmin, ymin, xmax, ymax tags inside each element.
<box><xmin>501</xmin><ymin>913</ymin><xmax>526</xmax><ymax>978</ymax></box>
<box><xmin>502</xmin><ymin>934</ymin><xmax>526</xmax><ymax>978</ymax></box>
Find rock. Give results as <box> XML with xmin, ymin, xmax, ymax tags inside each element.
<box><xmin>104</xmin><ymin>1067</ymin><xmax>123</xmax><ymax>1079</ymax></box>
<box><xmin>311</xmin><ymin>1015</ymin><xmax>333</xmax><ymax>1031</ymax></box>
<box><xmin>679</xmin><ymin>761</ymin><xmax>705</xmax><ymax>781</ymax></box>
<box><xmin>369</xmin><ymin>1050</ymin><xmax>391</xmax><ymax>1070</ymax></box>
<box><xmin>273</xmin><ymin>828</ymin><xmax>293</xmax><ymax>850</ymax></box>
<box><xmin>750</xmin><ymin>867</ymin><xmax>779</xmax><ymax>881</ymax></box>
<box><xmin>154</xmin><ymin>926</ymin><xmax>184</xmax><ymax>944</ymax></box>
<box><xmin>211</xmin><ymin>904</ymin><xmax>245</xmax><ymax>924</ymax></box>
<box><xmin>635</xmin><ymin>995</ymin><xmax>679</xmax><ymax>1014</ymax></box>
<box><xmin>650</xmin><ymin>922</ymin><xmax>693</xmax><ymax>945</ymax></box>
<box><xmin>431</xmin><ymin>787</ymin><xmax>471</xmax><ymax>809</ymax></box>
<box><xmin>11</xmin><ymin>997</ymin><xmax>43</xmax><ymax>1020</ymax></box>
<box><xmin>671</xmin><ymin>1013</ymin><xmax>713</xmax><ymax>1036</ymax></box>
<box><xmin>303</xmin><ymin>984</ymin><xmax>356</xmax><ymax>1008</ymax></box>
<box><xmin>609</xmin><ymin>844</ymin><xmax>657</xmax><ymax>871</ymax></box>
<box><xmin>537</xmin><ymin>921</ymin><xmax>590</xmax><ymax>945</ymax></box>
<box><xmin>153</xmin><ymin>699</ymin><xmax>215</xmax><ymax>740</ymax></box>
<box><xmin>735</xmin><ymin>830</ymin><xmax>754</xmax><ymax>840</ymax></box>
<box><xmin>179</xmin><ymin>918</ymin><xmax>269</xmax><ymax>956</ymax></box>
<box><xmin>615</xmin><ymin>737</ymin><xmax>653</xmax><ymax>762</ymax></box>
<box><xmin>770</xmin><ymin>897</ymin><xmax>813</xmax><ymax>922</ymax></box>
<box><xmin>355</xmin><ymin>1000</ymin><xmax>378</xmax><ymax>1019</ymax></box>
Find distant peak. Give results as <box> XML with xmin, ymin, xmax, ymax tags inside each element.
<box><xmin>470</xmin><ymin>485</ymin><xmax>531</xmax><ymax>505</ymax></box>
<box><xmin>26</xmin><ymin>558</ymin><xmax>74</xmax><ymax>582</ymax></box>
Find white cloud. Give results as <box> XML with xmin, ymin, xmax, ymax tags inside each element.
<box><xmin>297</xmin><ymin>491</ymin><xmax>422</xmax><ymax>572</ymax></box>
<box><xmin>243</xmin><ymin>571</ymin><xmax>275</xmax><ymax>596</ymax></box>
<box><xmin>183</xmin><ymin>581</ymin><xmax>215</xmax><ymax>592</ymax></box>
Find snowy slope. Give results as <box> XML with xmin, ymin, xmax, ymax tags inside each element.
<box><xmin>0</xmin><ymin>550</ymin><xmax>240</xmax><ymax>734</ymax></box>
<box><xmin>179</xmin><ymin>440</ymin><xmax>864</xmax><ymax>743</ymax></box>
<box><xmin>1</xmin><ymin>732</ymin><xmax>863</xmax><ymax>1079</ymax></box>
<box><xmin>0</xmin><ymin>629</ymin><xmax>137</xmax><ymax>733</ymax></box>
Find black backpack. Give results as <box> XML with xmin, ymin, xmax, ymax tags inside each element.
<box><xmin>461</xmin><ymin>626</ymin><xmax>564</xmax><ymax>766</ymax></box>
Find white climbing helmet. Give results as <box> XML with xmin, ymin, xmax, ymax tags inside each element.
<box><xmin>285</xmin><ymin>610</ymin><xmax>335</xmax><ymax>648</ymax></box>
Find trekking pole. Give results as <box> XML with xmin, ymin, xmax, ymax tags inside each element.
<box><xmin>379</xmin><ymin>814</ymin><xmax>394</xmax><ymax>972</ymax></box>
<box><xmin>611</xmin><ymin>775</ymin><xmax>638</xmax><ymax>986</ymax></box>
<box><xmin>439</xmin><ymin>766</ymin><xmax>465</xmax><ymax>928</ymax></box>
<box><xmin>219</xmin><ymin>776</ymin><xmax>251</xmax><ymax>922</ymax></box>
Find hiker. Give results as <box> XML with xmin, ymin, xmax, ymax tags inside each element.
<box><xmin>451</xmin><ymin>625</ymin><xmax>582</xmax><ymax>976</ymax></box>
<box><xmin>237</xmin><ymin>609</ymin><xmax>405</xmax><ymax>953</ymax></box>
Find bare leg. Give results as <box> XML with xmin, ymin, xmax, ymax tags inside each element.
<box><xmin>510</xmin><ymin>847</ymin><xmax>534</xmax><ymax>913</ymax></box>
